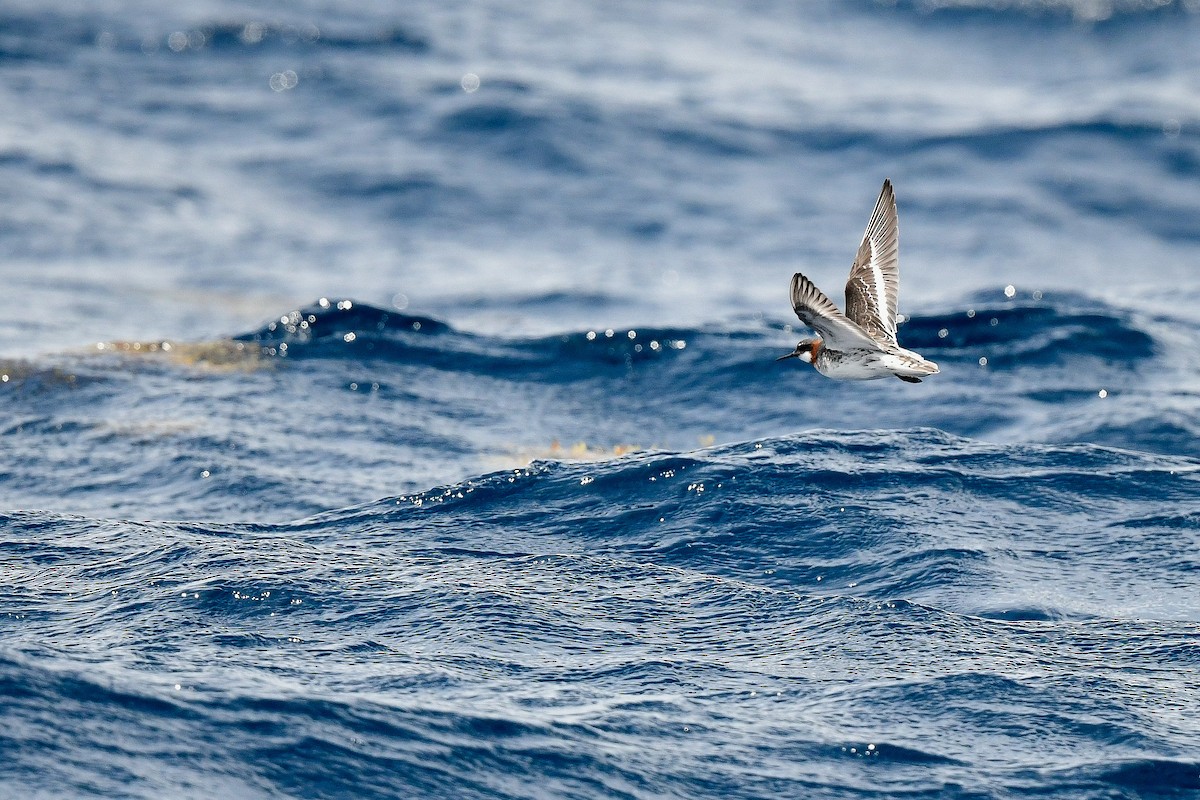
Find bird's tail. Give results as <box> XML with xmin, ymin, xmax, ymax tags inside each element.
<box><xmin>891</xmin><ymin>353</ymin><xmax>939</xmax><ymax>381</ymax></box>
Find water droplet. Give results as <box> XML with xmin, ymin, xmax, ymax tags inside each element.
<box><xmin>1004</xmin><ymin>284</ymin><xmax>1016</xmax><ymax>298</ymax></box>
<box><xmin>391</xmin><ymin>292</ymin><xmax>409</xmax><ymax>310</ymax></box>
<box><xmin>1164</xmin><ymin>118</ymin><xmax>1182</xmax><ymax>138</ymax></box>
<box><xmin>937</xmin><ymin>328</ymin><xmax>948</xmax><ymax>339</ymax></box>
<box><xmin>1098</xmin><ymin>389</ymin><xmax>1108</xmax><ymax>399</ymax></box>
<box><xmin>978</xmin><ymin>356</ymin><xmax>988</xmax><ymax>366</ymax></box>
<box><xmin>461</xmin><ymin>72</ymin><xmax>481</xmax><ymax>93</ymax></box>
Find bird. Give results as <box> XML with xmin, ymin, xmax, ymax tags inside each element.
<box><xmin>776</xmin><ymin>179</ymin><xmax>939</xmax><ymax>383</ymax></box>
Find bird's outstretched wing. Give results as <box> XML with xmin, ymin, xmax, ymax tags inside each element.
<box><xmin>844</xmin><ymin>179</ymin><xmax>900</xmax><ymax>345</ymax></box>
<box><xmin>790</xmin><ymin>272</ymin><xmax>883</xmax><ymax>352</ymax></box>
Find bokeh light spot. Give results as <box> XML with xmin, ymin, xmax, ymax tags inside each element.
<box><xmin>270</xmin><ymin>70</ymin><xmax>299</xmax><ymax>92</ymax></box>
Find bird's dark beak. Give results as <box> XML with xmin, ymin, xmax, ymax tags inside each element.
<box><xmin>776</xmin><ymin>350</ymin><xmax>799</xmax><ymax>362</ymax></box>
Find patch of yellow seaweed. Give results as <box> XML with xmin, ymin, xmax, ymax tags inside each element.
<box><xmin>488</xmin><ymin>439</ymin><xmax>647</xmax><ymax>471</ymax></box>
<box><xmin>93</xmin><ymin>339</ymin><xmax>267</xmax><ymax>372</ymax></box>
<box><xmin>0</xmin><ymin>360</ymin><xmax>79</xmax><ymax>388</ymax></box>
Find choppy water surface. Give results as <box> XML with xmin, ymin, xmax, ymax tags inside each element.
<box><xmin>3</xmin><ymin>1</ymin><xmax>1200</xmax><ymax>797</ymax></box>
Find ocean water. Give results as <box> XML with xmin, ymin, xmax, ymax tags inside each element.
<box><xmin>2</xmin><ymin>1</ymin><xmax>1200</xmax><ymax>797</ymax></box>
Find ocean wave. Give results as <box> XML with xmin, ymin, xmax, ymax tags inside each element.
<box><xmin>290</xmin><ymin>428</ymin><xmax>1200</xmax><ymax>621</ymax></box>
<box><xmin>230</xmin><ymin>292</ymin><xmax>1158</xmax><ymax>375</ymax></box>
<box><xmin>4</xmin><ymin>426</ymin><xmax>1199</xmax><ymax>798</ymax></box>
<box><xmin>2</xmin><ymin>291</ymin><xmax>1191</xmax><ymax>523</ymax></box>
<box><xmin>902</xmin><ymin>291</ymin><xmax>1156</xmax><ymax>366</ymax></box>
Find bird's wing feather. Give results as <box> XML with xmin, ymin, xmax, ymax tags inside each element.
<box><xmin>790</xmin><ymin>272</ymin><xmax>883</xmax><ymax>352</ymax></box>
<box><xmin>844</xmin><ymin>179</ymin><xmax>900</xmax><ymax>345</ymax></box>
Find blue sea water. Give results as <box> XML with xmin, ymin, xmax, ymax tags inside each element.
<box><xmin>3</xmin><ymin>0</ymin><xmax>1200</xmax><ymax>797</ymax></box>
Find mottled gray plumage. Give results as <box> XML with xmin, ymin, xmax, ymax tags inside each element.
<box><xmin>789</xmin><ymin>272</ymin><xmax>880</xmax><ymax>353</ymax></box>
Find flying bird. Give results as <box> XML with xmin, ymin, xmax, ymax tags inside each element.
<box><xmin>777</xmin><ymin>179</ymin><xmax>939</xmax><ymax>383</ymax></box>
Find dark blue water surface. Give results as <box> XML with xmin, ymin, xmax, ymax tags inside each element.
<box><xmin>3</xmin><ymin>1</ymin><xmax>1200</xmax><ymax>798</ymax></box>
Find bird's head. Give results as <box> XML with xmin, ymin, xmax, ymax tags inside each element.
<box><xmin>776</xmin><ymin>338</ymin><xmax>820</xmax><ymax>365</ymax></box>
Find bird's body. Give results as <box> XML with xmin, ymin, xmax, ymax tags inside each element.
<box><xmin>778</xmin><ymin>179</ymin><xmax>939</xmax><ymax>383</ymax></box>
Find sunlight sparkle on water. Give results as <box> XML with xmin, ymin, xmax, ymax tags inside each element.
<box><xmin>241</xmin><ymin>22</ymin><xmax>265</xmax><ymax>45</ymax></box>
<box><xmin>270</xmin><ymin>71</ymin><xmax>299</xmax><ymax>92</ymax></box>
